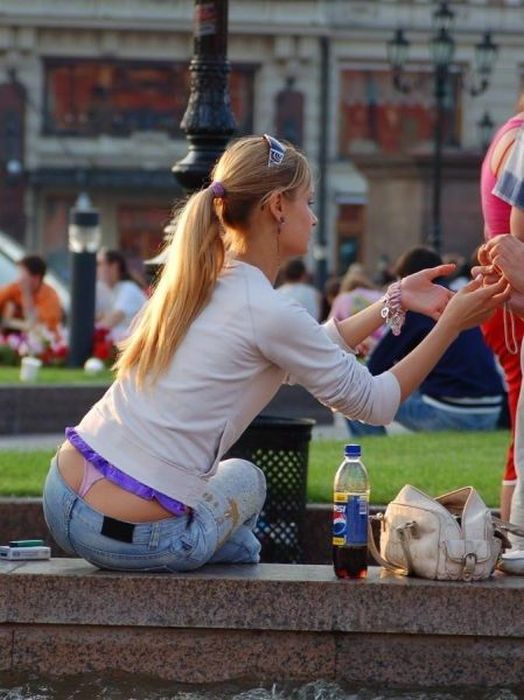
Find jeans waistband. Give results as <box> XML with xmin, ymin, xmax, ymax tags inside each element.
<box><xmin>49</xmin><ymin>456</ymin><xmax>190</xmax><ymax>544</ymax></box>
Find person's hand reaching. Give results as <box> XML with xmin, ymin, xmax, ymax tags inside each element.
<box><xmin>482</xmin><ymin>235</ymin><xmax>524</xmax><ymax>296</ymax></box>
<box><xmin>400</xmin><ymin>264</ymin><xmax>455</xmax><ymax>321</ymax></box>
<box><xmin>473</xmin><ymin>236</ymin><xmax>524</xmax><ymax>322</ymax></box>
<box><xmin>438</xmin><ymin>274</ymin><xmax>510</xmax><ymax>333</ymax></box>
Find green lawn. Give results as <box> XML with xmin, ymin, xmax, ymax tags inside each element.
<box><xmin>0</xmin><ymin>450</ymin><xmax>54</xmax><ymax>496</ymax></box>
<box><xmin>0</xmin><ymin>366</ymin><xmax>113</xmax><ymax>384</ymax></box>
<box><xmin>308</xmin><ymin>430</ymin><xmax>510</xmax><ymax>506</ymax></box>
<box><xmin>0</xmin><ymin>430</ymin><xmax>510</xmax><ymax>505</ymax></box>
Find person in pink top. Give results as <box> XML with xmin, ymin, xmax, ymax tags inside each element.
<box><xmin>480</xmin><ymin>95</ymin><xmax>524</xmax><ymax>520</ymax></box>
<box><xmin>329</xmin><ymin>264</ymin><xmax>384</xmax><ymax>357</ymax></box>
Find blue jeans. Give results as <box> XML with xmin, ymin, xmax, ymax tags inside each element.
<box><xmin>43</xmin><ymin>455</ymin><xmax>266</xmax><ymax>572</ymax></box>
<box><xmin>347</xmin><ymin>391</ymin><xmax>502</xmax><ymax>437</ymax></box>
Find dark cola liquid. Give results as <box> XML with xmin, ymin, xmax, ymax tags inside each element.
<box><xmin>333</xmin><ymin>544</ymin><xmax>368</xmax><ymax>579</ymax></box>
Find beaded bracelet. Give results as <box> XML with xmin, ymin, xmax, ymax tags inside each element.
<box><xmin>380</xmin><ymin>280</ymin><xmax>406</xmax><ymax>336</ymax></box>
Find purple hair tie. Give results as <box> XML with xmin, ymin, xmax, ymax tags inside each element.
<box><xmin>209</xmin><ymin>181</ymin><xmax>225</xmax><ymax>198</ymax></box>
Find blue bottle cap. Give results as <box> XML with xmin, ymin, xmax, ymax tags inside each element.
<box><xmin>344</xmin><ymin>443</ymin><xmax>361</xmax><ymax>458</ymax></box>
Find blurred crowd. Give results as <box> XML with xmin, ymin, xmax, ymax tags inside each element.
<box><xmin>0</xmin><ymin>242</ymin><xmax>510</xmax><ymax>448</ymax></box>
<box><xmin>274</xmin><ymin>247</ymin><xmax>507</xmax><ymax>441</ymax></box>
<box><xmin>0</xmin><ymin>248</ymin><xmax>148</xmax><ymax>367</ymax></box>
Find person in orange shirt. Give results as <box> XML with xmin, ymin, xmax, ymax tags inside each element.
<box><xmin>0</xmin><ymin>255</ymin><xmax>62</xmax><ymax>334</ymax></box>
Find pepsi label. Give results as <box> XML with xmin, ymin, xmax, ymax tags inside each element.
<box><xmin>332</xmin><ymin>493</ymin><xmax>368</xmax><ymax>547</ymax></box>
<box><xmin>332</xmin><ymin>502</ymin><xmax>347</xmax><ymax>546</ymax></box>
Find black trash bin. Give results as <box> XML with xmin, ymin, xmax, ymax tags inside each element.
<box><xmin>225</xmin><ymin>415</ymin><xmax>315</xmax><ymax>564</ymax></box>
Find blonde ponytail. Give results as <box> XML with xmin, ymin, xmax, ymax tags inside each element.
<box><xmin>115</xmin><ymin>187</ymin><xmax>224</xmax><ymax>388</ymax></box>
<box><xmin>115</xmin><ymin>134</ymin><xmax>311</xmax><ymax>388</ymax></box>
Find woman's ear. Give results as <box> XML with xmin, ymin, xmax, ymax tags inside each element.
<box><xmin>267</xmin><ymin>191</ymin><xmax>283</xmax><ymax>223</ymax></box>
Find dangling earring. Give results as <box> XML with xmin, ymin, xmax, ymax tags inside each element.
<box><xmin>276</xmin><ymin>216</ymin><xmax>285</xmax><ymax>265</ymax></box>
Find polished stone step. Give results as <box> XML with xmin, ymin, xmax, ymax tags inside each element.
<box><xmin>0</xmin><ymin>558</ymin><xmax>523</xmax><ymax>687</ymax></box>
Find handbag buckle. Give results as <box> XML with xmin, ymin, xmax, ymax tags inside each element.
<box><xmin>375</xmin><ymin>512</ymin><xmax>386</xmax><ymax>532</ymax></box>
<box><xmin>396</xmin><ymin>520</ymin><xmax>419</xmax><ymax>539</ymax></box>
<box><xmin>462</xmin><ymin>552</ymin><xmax>477</xmax><ymax>580</ymax></box>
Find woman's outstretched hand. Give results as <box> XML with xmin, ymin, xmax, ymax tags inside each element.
<box><xmin>439</xmin><ymin>274</ymin><xmax>510</xmax><ymax>333</ymax></box>
<box><xmin>390</xmin><ymin>273</ymin><xmax>509</xmax><ymax>402</ymax></box>
<box><xmin>401</xmin><ymin>264</ymin><xmax>455</xmax><ymax>321</ymax></box>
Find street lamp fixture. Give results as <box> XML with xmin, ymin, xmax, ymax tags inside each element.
<box><xmin>387</xmin><ymin>3</ymin><xmax>498</xmax><ymax>253</ymax></box>
<box><xmin>387</xmin><ymin>29</ymin><xmax>411</xmax><ymax>93</ymax></box>
<box><xmin>478</xmin><ymin>111</ymin><xmax>495</xmax><ymax>152</ymax></box>
<box><xmin>433</xmin><ymin>1</ymin><xmax>455</xmax><ymax>32</ymax></box>
<box><xmin>430</xmin><ymin>28</ymin><xmax>455</xmax><ymax>68</ymax></box>
<box><xmin>68</xmin><ymin>192</ymin><xmax>101</xmax><ymax>253</ymax></box>
<box><xmin>472</xmin><ymin>32</ymin><xmax>498</xmax><ymax>95</ymax></box>
<box><xmin>68</xmin><ymin>192</ymin><xmax>100</xmax><ymax>367</ymax></box>
<box><xmin>387</xmin><ymin>29</ymin><xmax>410</xmax><ymax>71</ymax></box>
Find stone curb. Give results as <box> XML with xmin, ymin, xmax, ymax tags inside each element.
<box><xmin>0</xmin><ymin>383</ymin><xmax>335</xmax><ymax>435</ymax></box>
<box><xmin>2</xmin><ymin>559</ymin><xmax>524</xmax><ymax>687</ymax></box>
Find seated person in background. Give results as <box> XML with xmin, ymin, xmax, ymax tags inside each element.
<box><xmin>0</xmin><ymin>254</ymin><xmax>62</xmax><ymax>334</ymax></box>
<box><xmin>276</xmin><ymin>256</ymin><xmax>320</xmax><ymax>320</ymax></box>
<box><xmin>95</xmin><ymin>279</ymin><xmax>113</xmax><ymax>320</ymax></box>
<box><xmin>443</xmin><ymin>252</ymin><xmax>471</xmax><ymax>291</ymax></box>
<box><xmin>320</xmin><ymin>275</ymin><xmax>341</xmax><ymax>321</ymax></box>
<box><xmin>329</xmin><ymin>263</ymin><xmax>384</xmax><ymax>356</ymax></box>
<box><xmin>347</xmin><ymin>246</ymin><xmax>505</xmax><ymax>436</ymax></box>
<box><xmin>96</xmin><ymin>249</ymin><xmax>147</xmax><ymax>343</ymax></box>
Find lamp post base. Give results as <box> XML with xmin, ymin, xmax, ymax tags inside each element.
<box><xmin>68</xmin><ymin>251</ymin><xmax>96</xmax><ymax>368</ymax></box>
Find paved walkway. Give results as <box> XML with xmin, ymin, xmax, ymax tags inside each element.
<box><xmin>0</xmin><ymin>414</ymin><xmax>351</xmax><ymax>451</ymax></box>
<box><xmin>0</xmin><ymin>428</ymin><xmax>347</xmax><ymax>450</ymax></box>
<box><xmin>0</xmin><ymin>412</ymin><xmax>415</xmax><ymax>450</ymax></box>
<box><xmin>0</xmin><ymin>433</ymin><xmax>64</xmax><ymax>450</ymax></box>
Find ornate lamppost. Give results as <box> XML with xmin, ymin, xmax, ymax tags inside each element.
<box><xmin>172</xmin><ymin>0</ymin><xmax>236</xmax><ymax>194</ymax></box>
<box><xmin>67</xmin><ymin>192</ymin><xmax>100</xmax><ymax>367</ymax></box>
<box><xmin>147</xmin><ymin>1</ymin><xmax>236</xmax><ymax>267</ymax></box>
<box><xmin>387</xmin><ymin>2</ymin><xmax>498</xmax><ymax>253</ymax></box>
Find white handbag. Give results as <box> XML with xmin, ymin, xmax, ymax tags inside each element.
<box><xmin>368</xmin><ymin>484</ymin><xmax>519</xmax><ymax>582</ymax></box>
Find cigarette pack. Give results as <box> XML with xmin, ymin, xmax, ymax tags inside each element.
<box><xmin>0</xmin><ymin>545</ymin><xmax>51</xmax><ymax>561</ymax></box>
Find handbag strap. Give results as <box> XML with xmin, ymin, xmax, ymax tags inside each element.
<box><xmin>367</xmin><ymin>515</ymin><xmax>409</xmax><ymax>576</ymax></box>
<box><xmin>492</xmin><ymin>516</ymin><xmax>524</xmax><ymax>539</ymax></box>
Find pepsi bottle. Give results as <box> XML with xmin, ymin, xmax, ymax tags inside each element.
<box><xmin>332</xmin><ymin>443</ymin><xmax>369</xmax><ymax>579</ymax></box>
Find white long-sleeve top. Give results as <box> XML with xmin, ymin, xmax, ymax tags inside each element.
<box><xmin>76</xmin><ymin>261</ymin><xmax>400</xmax><ymax>507</ymax></box>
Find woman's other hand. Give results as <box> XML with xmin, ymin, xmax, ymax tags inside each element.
<box><xmin>401</xmin><ymin>264</ymin><xmax>455</xmax><ymax>321</ymax></box>
<box><xmin>470</xmin><ymin>263</ymin><xmax>500</xmax><ymax>286</ymax></box>
<box><xmin>484</xmin><ymin>234</ymin><xmax>524</xmax><ymax>295</ymax></box>
<box><xmin>439</xmin><ymin>275</ymin><xmax>510</xmax><ymax>333</ymax></box>
<box><xmin>472</xmin><ymin>242</ymin><xmax>502</xmax><ymax>285</ymax></box>
<box><xmin>477</xmin><ymin>242</ymin><xmax>494</xmax><ymax>267</ymax></box>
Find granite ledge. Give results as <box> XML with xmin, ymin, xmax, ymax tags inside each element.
<box><xmin>1</xmin><ymin>559</ymin><xmax>524</xmax><ymax>638</ymax></box>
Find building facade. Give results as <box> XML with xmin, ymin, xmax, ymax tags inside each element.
<box><xmin>0</xmin><ymin>0</ymin><xmax>522</xmax><ymax>283</ymax></box>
